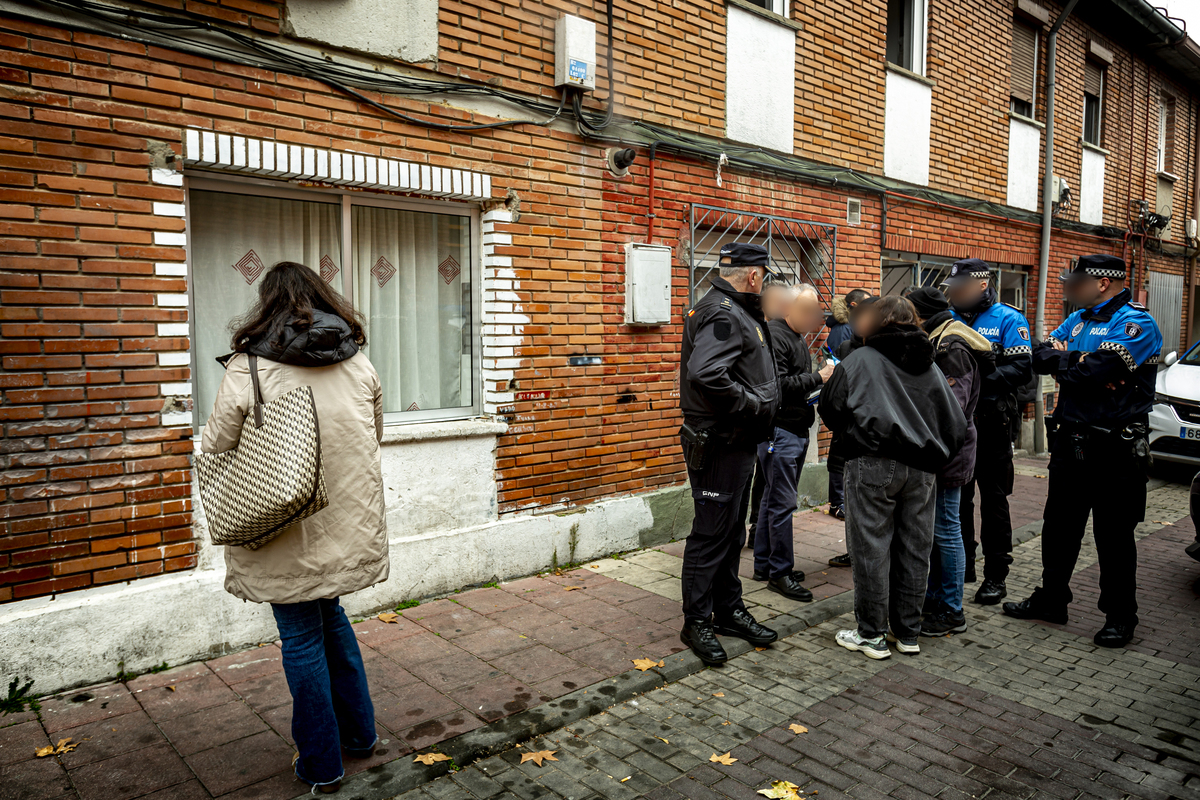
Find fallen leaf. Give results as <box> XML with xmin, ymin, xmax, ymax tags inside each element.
<box><xmin>55</xmin><ymin>739</ymin><xmax>78</xmax><ymax>754</ymax></box>
<box><xmin>166</xmin><ymin>685</ymin><xmax>176</xmax><ymax>692</ymax></box>
<box><xmin>755</xmin><ymin>647</ymin><xmax>768</xmax><ymax>652</ymax></box>
<box><xmin>412</xmin><ymin>752</ymin><xmax>451</xmax><ymax>765</ymax></box>
<box><xmin>589</xmin><ymin>564</ymin><xmax>599</xmax><ymax>568</ymax></box>
<box><xmin>562</xmin><ymin>586</ymin><xmax>582</xmax><ymax>591</ymax></box>
<box><xmin>788</xmin><ymin>724</ymin><xmax>808</xmax><ymax>734</ymax></box>
<box><xmin>656</xmin><ymin>737</ymin><xmax>670</xmax><ymax>744</ymax></box>
<box><xmin>520</xmin><ymin>750</ymin><xmax>558</xmax><ymax>766</ymax></box>
<box><xmin>35</xmin><ymin>745</ymin><xmax>55</xmax><ymax>758</ymax></box>
<box><xmin>710</xmin><ymin>752</ymin><xmax>737</xmax><ymax>765</ymax></box>
<box><xmin>758</xmin><ymin>780</ymin><xmax>803</xmax><ymax>799</ymax></box>
<box><xmin>631</xmin><ymin>658</ymin><xmax>664</xmax><ymax>671</ymax></box>
<box><xmin>377</xmin><ymin>612</ymin><xmax>400</xmax><ymax>624</ymax></box>
<box><xmin>713</xmin><ymin>692</ymin><xmax>725</xmax><ymax>697</ymax></box>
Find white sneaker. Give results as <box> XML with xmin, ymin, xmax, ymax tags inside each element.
<box><xmin>886</xmin><ymin>631</ymin><xmax>920</xmax><ymax>654</ymax></box>
<box><xmin>835</xmin><ymin>629</ymin><xmax>891</xmax><ymax>659</ymax></box>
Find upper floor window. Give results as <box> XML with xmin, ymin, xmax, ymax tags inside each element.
<box><xmin>1010</xmin><ymin>18</ymin><xmax>1038</xmax><ymax>118</ymax></box>
<box><xmin>887</xmin><ymin>0</ymin><xmax>927</xmax><ymax>75</ymax></box>
<box><xmin>1158</xmin><ymin>92</ymin><xmax>1176</xmax><ymax>174</ymax></box>
<box><xmin>1083</xmin><ymin>59</ymin><xmax>1104</xmax><ymax>146</ymax></box>
<box><xmin>743</xmin><ymin>0</ymin><xmax>787</xmax><ymax>16</ymax></box>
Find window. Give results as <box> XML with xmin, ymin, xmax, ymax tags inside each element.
<box><xmin>1083</xmin><ymin>60</ymin><xmax>1104</xmax><ymax>146</ymax></box>
<box><xmin>1010</xmin><ymin>18</ymin><xmax>1038</xmax><ymax>118</ymax></box>
<box><xmin>1158</xmin><ymin>92</ymin><xmax>1176</xmax><ymax>173</ymax></box>
<box><xmin>743</xmin><ymin>0</ymin><xmax>786</xmax><ymax>16</ymax></box>
<box><xmin>886</xmin><ymin>0</ymin><xmax>926</xmax><ymax>75</ymax></box>
<box><xmin>189</xmin><ymin>180</ymin><xmax>477</xmax><ymax>427</ymax></box>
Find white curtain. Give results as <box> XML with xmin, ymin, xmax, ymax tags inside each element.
<box><xmin>189</xmin><ymin>190</ymin><xmax>342</xmax><ymax>424</ymax></box>
<box><xmin>353</xmin><ymin>206</ymin><xmax>470</xmax><ymax>414</ymax></box>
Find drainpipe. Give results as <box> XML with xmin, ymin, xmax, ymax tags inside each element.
<box><xmin>1033</xmin><ymin>0</ymin><xmax>1080</xmax><ymax>456</ymax></box>
<box><xmin>1189</xmin><ymin>108</ymin><xmax>1200</xmax><ymax>349</ymax></box>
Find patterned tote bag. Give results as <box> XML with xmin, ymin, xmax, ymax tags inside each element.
<box><xmin>195</xmin><ymin>355</ymin><xmax>328</xmax><ymax>550</ymax></box>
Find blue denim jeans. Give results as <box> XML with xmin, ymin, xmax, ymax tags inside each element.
<box><xmin>754</xmin><ymin>428</ymin><xmax>808</xmax><ymax>578</ymax></box>
<box><xmin>271</xmin><ymin>598</ymin><xmax>377</xmax><ymax>787</ymax></box>
<box><xmin>925</xmin><ymin>486</ymin><xmax>966</xmax><ymax>614</ymax></box>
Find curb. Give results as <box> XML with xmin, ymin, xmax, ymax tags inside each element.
<box><xmin>312</xmin><ymin>589</ymin><xmax>856</xmax><ymax>800</ymax></box>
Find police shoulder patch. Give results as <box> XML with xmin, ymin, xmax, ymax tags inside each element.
<box><xmin>1071</xmin><ymin>322</ymin><xmax>1085</xmax><ymax>337</ymax></box>
<box><xmin>1124</xmin><ymin>321</ymin><xmax>1143</xmax><ymax>338</ymax></box>
<box><xmin>1018</xmin><ymin>327</ymin><xmax>1030</xmax><ymax>341</ymax></box>
<box><xmin>714</xmin><ymin>319</ymin><xmax>732</xmax><ymax>341</ymax></box>
<box><xmin>720</xmin><ymin>297</ymin><xmax>732</xmax><ymax>308</ymax></box>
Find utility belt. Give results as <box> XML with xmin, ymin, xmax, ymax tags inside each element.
<box><xmin>1045</xmin><ymin>417</ymin><xmax>1150</xmax><ymax>470</ymax></box>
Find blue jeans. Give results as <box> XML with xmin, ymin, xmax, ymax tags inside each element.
<box><xmin>754</xmin><ymin>428</ymin><xmax>808</xmax><ymax>578</ymax></box>
<box><xmin>925</xmin><ymin>486</ymin><xmax>966</xmax><ymax>614</ymax></box>
<box><xmin>271</xmin><ymin>598</ymin><xmax>377</xmax><ymax>787</ymax></box>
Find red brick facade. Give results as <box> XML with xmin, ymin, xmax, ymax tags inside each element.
<box><xmin>1</xmin><ymin>0</ymin><xmax>1197</xmax><ymax>601</ymax></box>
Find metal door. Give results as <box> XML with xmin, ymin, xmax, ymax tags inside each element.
<box><xmin>1147</xmin><ymin>270</ymin><xmax>1183</xmax><ymax>355</ymax></box>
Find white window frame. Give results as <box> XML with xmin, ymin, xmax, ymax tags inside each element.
<box><xmin>1157</xmin><ymin>94</ymin><xmax>1170</xmax><ymax>173</ymax></box>
<box><xmin>887</xmin><ymin>0</ymin><xmax>928</xmax><ymax>77</ymax></box>
<box><xmin>184</xmin><ymin>173</ymin><xmax>483</xmax><ymax>430</ymax></box>
<box><xmin>1082</xmin><ymin>68</ymin><xmax>1103</xmax><ymax>147</ymax></box>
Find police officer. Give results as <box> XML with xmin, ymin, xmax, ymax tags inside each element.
<box><xmin>1004</xmin><ymin>255</ymin><xmax>1161</xmax><ymax>648</ymax></box>
<box><xmin>944</xmin><ymin>258</ymin><xmax>1033</xmax><ymax>605</ymax></box>
<box><xmin>678</xmin><ymin>243</ymin><xmax>781</xmax><ymax>665</ymax></box>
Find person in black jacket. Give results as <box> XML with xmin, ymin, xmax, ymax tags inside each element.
<box><xmin>752</xmin><ymin>285</ymin><xmax>835</xmax><ymax>601</ymax></box>
<box><xmin>746</xmin><ymin>280</ymin><xmax>794</xmax><ymax>549</ymax></box>
<box><xmin>678</xmin><ymin>243</ymin><xmax>783</xmax><ymax>666</ymax></box>
<box><xmin>819</xmin><ymin>296</ymin><xmax>967</xmax><ymax>659</ymax></box>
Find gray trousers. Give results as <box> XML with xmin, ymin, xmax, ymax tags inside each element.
<box><xmin>844</xmin><ymin>455</ymin><xmax>936</xmax><ymax>640</ymax></box>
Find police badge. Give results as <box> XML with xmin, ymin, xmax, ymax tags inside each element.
<box><xmin>1125</xmin><ymin>321</ymin><xmax>1142</xmax><ymax>337</ymax></box>
<box><xmin>1072</xmin><ymin>322</ymin><xmax>1085</xmax><ymax>337</ymax></box>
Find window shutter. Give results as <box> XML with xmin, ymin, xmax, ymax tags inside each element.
<box><xmin>1011</xmin><ymin>19</ymin><xmax>1037</xmax><ymax>104</ymax></box>
<box><xmin>1084</xmin><ymin>60</ymin><xmax>1102</xmax><ymax>97</ymax></box>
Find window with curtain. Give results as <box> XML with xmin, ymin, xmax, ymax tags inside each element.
<box><xmin>886</xmin><ymin>0</ymin><xmax>924</xmax><ymax>75</ymax></box>
<box><xmin>189</xmin><ymin>183</ymin><xmax>476</xmax><ymax>429</ymax></box>
<box><xmin>1083</xmin><ymin>60</ymin><xmax>1104</xmax><ymax>146</ymax></box>
<box><xmin>1010</xmin><ymin>18</ymin><xmax>1038</xmax><ymax>118</ymax></box>
<box><xmin>189</xmin><ymin>189</ymin><xmax>342</xmax><ymax>426</ymax></box>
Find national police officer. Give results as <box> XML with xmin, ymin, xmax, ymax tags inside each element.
<box><xmin>678</xmin><ymin>243</ymin><xmax>781</xmax><ymax>665</ymax></box>
<box><xmin>944</xmin><ymin>258</ymin><xmax>1033</xmax><ymax>606</ymax></box>
<box><xmin>1004</xmin><ymin>255</ymin><xmax>1161</xmax><ymax>648</ymax></box>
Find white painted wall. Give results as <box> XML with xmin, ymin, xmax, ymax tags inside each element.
<box><xmin>285</xmin><ymin>0</ymin><xmax>438</xmax><ymax>64</ymax></box>
<box><xmin>725</xmin><ymin>5</ymin><xmax>796</xmax><ymax>154</ymax></box>
<box><xmin>1080</xmin><ymin>147</ymin><xmax>1106</xmax><ymax>225</ymax></box>
<box><xmin>0</xmin><ymin>422</ymin><xmax>663</xmax><ymax>695</ymax></box>
<box><xmin>883</xmin><ymin>70</ymin><xmax>932</xmax><ymax>186</ymax></box>
<box><xmin>1006</xmin><ymin>117</ymin><xmax>1042</xmax><ymax>211</ymax></box>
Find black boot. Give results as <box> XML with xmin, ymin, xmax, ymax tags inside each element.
<box><xmin>1002</xmin><ymin>589</ymin><xmax>1068</xmax><ymax>624</ymax></box>
<box><xmin>713</xmin><ymin>608</ymin><xmax>778</xmax><ymax>646</ymax></box>
<box><xmin>973</xmin><ymin>578</ymin><xmax>1007</xmax><ymax>605</ymax></box>
<box><xmin>1094</xmin><ymin>619</ymin><xmax>1137</xmax><ymax>648</ymax></box>
<box><xmin>964</xmin><ymin>561</ymin><xmax>977</xmax><ymax>583</ymax></box>
<box><xmin>767</xmin><ymin>572</ymin><xmax>813</xmax><ymax>602</ymax></box>
<box><xmin>680</xmin><ymin>622</ymin><xmax>728</xmax><ymax>666</ymax></box>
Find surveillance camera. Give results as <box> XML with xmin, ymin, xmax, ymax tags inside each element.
<box><xmin>606</xmin><ymin>148</ymin><xmax>637</xmax><ymax>178</ymax></box>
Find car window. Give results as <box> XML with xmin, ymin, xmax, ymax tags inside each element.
<box><xmin>1181</xmin><ymin>340</ymin><xmax>1200</xmax><ymax>365</ymax></box>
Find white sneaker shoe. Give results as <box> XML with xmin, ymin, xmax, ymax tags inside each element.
<box><xmin>886</xmin><ymin>631</ymin><xmax>920</xmax><ymax>654</ymax></box>
<box><xmin>835</xmin><ymin>629</ymin><xmax>891</xmax><ymax>659</ymax></box>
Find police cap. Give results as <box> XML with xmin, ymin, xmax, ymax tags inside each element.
<box><xmin>1061</xmin><ymin>254</ymin><xmax>1126</xmax><ymax>283</ymax></box>
<box><xmin>939</xmin><ymin>258</ymin><xmax>992</xmax><ymax>286</ymax></box>
<box><xmin>719</xmin><ymin>243</ymin><xmax>781</xmax><ymax>275</ymax></box>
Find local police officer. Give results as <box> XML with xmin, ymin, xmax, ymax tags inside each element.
<box><xmin>678</xmin><ymin>243</ymin><xmax>781</xmax><ymax>665</ymax></box>
<box><xmin>1004</xmin><ymin>255</ymin><xmax>1161</xmax><ymax>648</ymax></box>
<box><xmin>944</xmin><ymin>258</ymin><xmax>1033</xmax><ymax>605</ymax></box>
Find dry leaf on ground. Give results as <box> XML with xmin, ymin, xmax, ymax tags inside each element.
<box><xmin>656</xmin><ymin>737</ymin><xmax>669</xmax><ymax>744</ymax></box>
<box><xmin>788</xmin><ymin>723</ymin><xmax>808</xmax><ymax>734</ymax></box>
<box><xmin>34</xmin><ymin>745</ymin><xmax>55</xmax><ymax>758</ymax></box>
<box><xmin>377</xmin><ymin>612</ymin><xmax>401</xmax><ymax>624</ymax></box>
<box><xmin>413</xmin><ymin>752</ymin><xmax>451</xmax><ymax>765</ymax></box>
<box><xmin>758</xmin><ymin>780</ymin><xmax>803</xmax><ymax>799</ymax></box>
<box><xmin>712</xmin><ymin>692</ymin><xmax>725</xmax><ymax>697</ymax></box>
<box><xmin>36</xmin><ymin>738</ymin><xmax>78</xmax><ymax>758</ymax></box>
<box><xmin>562</xmin><ymin>586</ymin><xmax>583</xmax><ymax>591</ymax></box>
<box><xmin>166</xmin><ymin>685</ymin><xmax>176</xmax><ymax>692</ymax></box>
<box><xmin>754</xmin><ymin>647</ymin><xmax>768</xmax><ymax>652</ymax></box>
<box><xmin>520</xmin><ymin>750</ymin><xmax>558</xmax><ymax>766</ymax></box>
<box><xmin>710</xmin><ymin>752</ymin><xmax>737</xmax><ymax>765</ymax></box>
<box><xmin>631</xmin><ymin>658</ymin><xmax>664</xmax><ymax>671</ymax></box>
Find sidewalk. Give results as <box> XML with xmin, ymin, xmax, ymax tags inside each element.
<box><xmin>2</xmin><ymin>463</ymin><xmax>1055</xmax><ymax>800</ymax></box>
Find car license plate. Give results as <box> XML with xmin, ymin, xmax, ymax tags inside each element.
<box><xmin>1181</xmin><ymin>427</ymin><xmax>1200</xmax><ymax>440</ymax></box>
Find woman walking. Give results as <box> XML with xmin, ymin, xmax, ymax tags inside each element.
<box><xmin>203</xmin><ymin>262</ymin><xmax>388</xmax><ymax>794</ymax></box>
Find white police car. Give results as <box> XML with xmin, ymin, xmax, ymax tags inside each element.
<box><xmin>1150</xmin><ymin>341</ymin><xmax>1200</xmax><ymax>465</ymax></box>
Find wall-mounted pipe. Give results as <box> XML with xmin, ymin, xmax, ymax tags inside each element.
<box><xmin>645</xmin><ymin>142</ymin><xmax>659</xmax><ymax>244</ymax></box>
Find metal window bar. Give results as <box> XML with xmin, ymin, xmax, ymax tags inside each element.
<box><xmin>688</xmin><ymin>204</ymin><xmax>838</xmax><ymax>346</ymax></box>
<box><xmin>907</xmin><ymin>261</ymin><xmax>1031</xmax><ymax>313</ymax></box>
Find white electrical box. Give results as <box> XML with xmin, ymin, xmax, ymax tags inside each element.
<box><xmin>625</xmin><ymin>243</ymin><xmax>672</xmax><ymax>326</ymax></box>
<box><xmin>1188</xmin><ymin>218</ymin><xmax>1198</xmax><ymax>239</ymax></box>
<box><xmin>555</xmin><ymin>15</ymin><xmax>596</xmax><ymax>91</ymax></box>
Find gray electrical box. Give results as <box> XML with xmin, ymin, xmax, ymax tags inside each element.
<box><xmin>624</xmin><ymin>243</ymin><xmax>672</xmax><ymax>326</ymax></box>
<box><xmin>555</xmin><ymin>15</ymin><xmax>596</xmax><ymax>91</ymax></box>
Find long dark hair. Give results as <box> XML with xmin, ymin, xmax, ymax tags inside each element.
<box><xmin>230</xmin><ymin>261</ymin><xmax>366</xmax><ymax>351</ymax></box>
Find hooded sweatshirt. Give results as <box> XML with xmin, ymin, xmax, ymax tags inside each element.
<box><xmin>818</xmin><ymin>324</ymin><xmax>967</xmax><ymax>474</ymax></box>
<box><xmin>923</xmin><ymin>310</ymin><xmax>996</xmax><ymax>487</ymax></box>
<box><xmin>824</xmin><ymin>295</ymin><xmax>853</xmax><ymax>352</ymax></box>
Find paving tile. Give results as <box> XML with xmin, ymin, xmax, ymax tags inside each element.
<box><xmin>449</xmin><ymin>674</ymin><xmax>538</xmax><ymax>723</ymax></box>
<box><xmin>185</xmin><ymin>729</ymin><xmax>294</xmax><ymax>796</ymax></box>
<box><xmin>157</xmin><ymin>700</ymin><xmax>271</xmax><ymax>757</ymax></box>
<box><xmin>354</xmin><ymin>617</ymin><xmax>430</xmax><ymax>651</ymax></box>
<box><xmin>530</xmin><ymin>665</ymin><xmax>607</xmax><ymax>702</ymax></box>
<box><xmin>133</xmin><ymin>672</ymin><xmax>240</xmax><ymax>722</ymax></box>
<box><xmin>362</xmin><ymin>652</ymin><xmax>424</xmax><ymax>694</ymax></box>
<box><xmin>229</xmin><ymin>671</ymin><xmax>292</xmax><ymax>714</ymax></box>
<box><xmin>56</xmin><ymin>708</ymin><xmax>164</xmax><ymax>768</ymax></box>
<box><xmin>135</xmin><ymin>779</ymin><xmax>210</xmax><ymax>800</ymax></box>
<box><xmin>458</xmin><ymin>587</ymin><xmax>529</xmax><ymax>614</ymax></box>
<box><xmin>0</xmin><ymin>752</ymin><xmax>73</xmax><ymax>800</ymax></box>
<box><xmin>257</xmin><ymin>702</ymin><xmax>294</xmax><ymax>746</ymax></box>
<box><xmin>401</xmin><ymin>599</ymin><xmax>462</xmax><ymax>620</ymax></box>
<box><xmin>373</xmin><ymin>682</ymin><xmax>464</xmax><ymax>734</ymax></box>
<box><xmin>620</xmin><ymin>594</ymin><xmax>685</xmax><ymax>623</ymax></box>
<box><xmin>216</xmin><ymin>770</ymin><xmax>305</xmax><ymax>800</ymax></box>
<box><xmin>414</xmin><ymin>606</ymin><xmax>495</xmax><ymax>639</ymax></box>
<box><xmin>0</xmin><ymin>720</ymin><xmax>51</xmax><ymax>768</ymax></box>
<box><xmin>68</xmin><ymin>742</ymin><xmax>192</xmax><ymax>800</ymax></box>
<box><xmin>528</xmin><ymin>618</ymin><xmax>610</xmax><ymax>652</ymax></box>
<box><xmin>125</xmin><ymin>662</ymin><xmax>213</xmax><ymax>692</ymax></box>
<box><xmin>206</xmin><ymin>646</ymin><xmax>283</xmax><ymax>686</ymax></box>
<box><xmin>41</xmin><ymin>684</ymin><xmax>141</xmax><ymax>734</ymax></box>
<box><xmin>563</xmin><ymin>602</ymin><xmax>640</xmax><ymax>630</ymax></box>
<box><xmin>567</xmin><ymin>640</ymin><xmax>645</xmax><ymax>676</ymax></box>
<box><xmin>407</xmin><ymin>652</ymin><xmax>503</xmax><ymax>692</ymax></box>
<box><xmin>394</xmin><ymin>710</ymin><xmax>485</xmax><ymax>752</ymax></box>
<box><xmin>453</xmin><ymin>626</ymin><xmax>536</xmax><ymax>659</ymax></box>
<box><xmin>487</xmin><ymin>605</ymin><xmax>571</xmax><ymax>634</ymax></box>
<box><xmin>608</xmin><ymin>620</ymin><xmax>679</xmax><ymax>648</ymax></box>
<box><xmin>373</xmin><ymin>631</ymin><xmax>460</xmax><ymax>666</ymax></box>
<box><xmin>491</xmin><ymin>644</ymin><xmax>584</xmax><ymax>685</ymax></box>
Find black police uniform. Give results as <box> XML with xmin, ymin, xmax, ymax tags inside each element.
<box><xmin>947</xmin><ymin>259</ymin><xmax>1033</xmax><ymax>601</ymax></box>
<box><xmin>678</xmin><ymin>244</ymin><xmax>780</xmax><ymax>662</ymax></box>
<box><xmin>1004</xmin><ymin>255</ymin><xmax>1162</xmax><ymax>648</ymax></box>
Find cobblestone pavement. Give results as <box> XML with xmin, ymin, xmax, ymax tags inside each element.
<box><xmin>383</xmin><ymin>475</ymin><xmax>1200</xmax><ymax>800</ymax></box>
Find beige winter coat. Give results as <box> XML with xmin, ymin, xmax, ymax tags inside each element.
<box><xmin>201</xmin><ymin>351</ymin><xmax>389</xmax><ymax>604</ymax></box>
